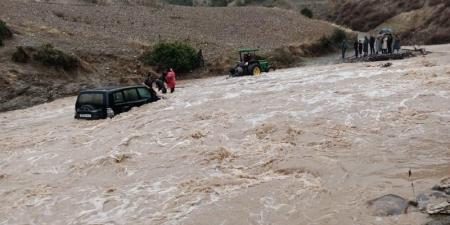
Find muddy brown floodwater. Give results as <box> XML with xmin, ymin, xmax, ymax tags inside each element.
<box><xmin>1</xmin><ymin>45</ymin><xmax>450</xmax><ymax>225</ymax></box>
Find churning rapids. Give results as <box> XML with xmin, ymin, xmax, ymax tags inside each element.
<box><xmin>1</xmin><ymin>45</ymin><xmax>450</xmax><ymax>225</ymax></box>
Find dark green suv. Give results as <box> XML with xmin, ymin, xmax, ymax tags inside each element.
<box><xmin>75</xmin><ymin>85</ymin><xmax>159</xmax><ymax>119</ymax></box>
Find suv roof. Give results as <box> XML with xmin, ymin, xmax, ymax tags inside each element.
<box><xmin>80</xmin><ymin>85</ymin><xmax>147</xmax><ymax>93</ymax></box>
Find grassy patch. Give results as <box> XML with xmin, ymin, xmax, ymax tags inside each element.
<box><xmin>300</xmin><ymin>8</ymin><xmax>313</xmax><ymax>18</ymax></box>
<box><xmin>166</xmin><ymin>0</ymin><xmax>193</xmax><ymax>6</ymax></box>
<box><xmin>33</xmin><ymin>44</ymin><xmax>80</xmax><ymax>70</ymax></box>
<box><xmin>305</xmin><ymin>29</ymin><xmax>349</xmax><ymax>56</ymax></box>
<box><xmin>0</xmin><ymin>20</ymin><xmax>13</xmax><ymax>47</ymax></box>
<box><xmin>11</xmin><ymin>46</ymin><xmax>30</xmax><ymax>63</ymax></box>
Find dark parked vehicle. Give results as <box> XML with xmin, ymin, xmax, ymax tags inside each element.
<box><xmin>75</xmin><ymin>85</ymin><xmax>159</xmax><ymax>119</ymax></box>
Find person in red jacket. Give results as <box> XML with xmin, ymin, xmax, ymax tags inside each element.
<box><xmin>165</xmin><ymin>68</ymin><xmax>176</xmax><ymax>93</ymax></box>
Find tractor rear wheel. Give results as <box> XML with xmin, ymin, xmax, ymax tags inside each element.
<box><xmin>249</xmin><ymin>64</ymin><xmax>261</xmax><ymax>76</ymax></box>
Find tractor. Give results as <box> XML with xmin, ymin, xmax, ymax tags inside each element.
<box><xmin>229</xmin><ymin>48</ymin><xmax>275</xmax><ymax>76</ymax></box>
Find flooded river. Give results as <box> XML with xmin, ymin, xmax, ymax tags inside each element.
<box><xmin>1</xmin><ymin>45</ymin><xmax>450</xmax><ymax>225</ymax></box>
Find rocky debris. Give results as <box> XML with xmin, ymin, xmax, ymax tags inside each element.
<box><xmin>110</xmin><ymin>152</ymin><xmax>132</xmax><ymax>163</ymax></box>
<box><xmin>368</xmin><ymin>177</ymin><xmax>450</xmax><ymax>223</ymax></box>
<box><xmin>191</xmin><ymin>130</ymin><xmax>206</xmax><ymax>139</ymax></box>
<box><xmin>379</xmin><ymin>62</ymin><xmax>392</xmax><ymax>68</ymax></box>
<box><xmin>347</xmin><ymin>52</ymin><xmax>415</xmax><ymax>63</ymax></box>
<box><xmin>427</xmin><ymin>201</ymin><xmax>450</xmax><ymax>215</ymax></box>
<box><xmin>419</xmin><ymin>177</ymin><xmax>450</xmax><ymax>215</ymax></box>
<box><xmin>367</xmin><ymin>194</ymin><xmax>411</xmax><ymax>216</ymax></box>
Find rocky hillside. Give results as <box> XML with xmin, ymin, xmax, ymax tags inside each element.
<box><xmin>328</xmin><ymin>0</ymin><xmax>450</xmax><ymax>44</ymax></box>
<box><xmin>182</xmin><ymin>0</ymin><xmax>450</xmax><ymax>45</ymax></box>
<box><xmin>0</xmin><ymin>0</ymin><xmax>336</xmax><ymax>111</ymax></box>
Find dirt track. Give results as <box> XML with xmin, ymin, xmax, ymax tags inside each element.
<box><xmin>1</xmin><ymin>45</ymin><xmax>449</xmax><ymax>224</ymax></box>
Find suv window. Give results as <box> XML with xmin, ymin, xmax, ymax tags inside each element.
<box><xmin>123</xmin><ymin>88</ymin><xmax>139</xmax><ymax>101</ymax></box>
<box><xmin>137</xmin><ymin>87</ymin><xmax>152</xmax><ymax>99</ymax></box>
<box><xmin>78</xmin><ymin>93</ymin><xmax>104</xmax><ymax>105</ymax></box>
<box><xmin>113</xmin><ymin>91</ymin><xmax>125</xmax><ymax>103</ymax></box>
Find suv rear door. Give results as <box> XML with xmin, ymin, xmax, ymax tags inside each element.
<box><xmin>75</xmin><ymin>92</ymin><xmax>106</xmax><ymax>119</ymax></box>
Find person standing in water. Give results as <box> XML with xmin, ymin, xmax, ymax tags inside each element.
<box><xmin>165</xmin><ymin>68</ymin><xmax>176</xmax><ymax>93</ymax></box>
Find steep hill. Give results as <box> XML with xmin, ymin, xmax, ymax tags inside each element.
<box><xmin>0</xmin><ymin>0</ymin><xmax>336</xmax><ymax>111</ymax></box>
<box><xmin>328</xmin><ymin>0</ymin><xmax>450</xmax><ymax>44</ymax></box>
<box><xmin>181</xmin><ymin>0</ymin><xmax>450</xmax><ymax>45</ymax></box>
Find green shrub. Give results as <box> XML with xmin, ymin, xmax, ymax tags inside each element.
<box><xmin>235</xmin><ymin>0</ymin><xmax>248</xmax><ymax>6</ymax></box>
<box><xmin>268</xmin><ymin>47</ymin><xmax>298</xmax><ymax>67</ymax></box>
<box><xmin>33</xmin><ymin>44</ymin><xmax>79</xmax><ymax>70</ymax></box>
<box><xmin>329</xmin><ymin>29</ymin><xmax>347</xmax><ymax>43</ymax></box>
<box><xmin>210</xmin><ymin>0</ymin><xmax>230</xmax><ymax>6</ymax></box>
<box><xmin>166</xmin><ymin>0</ymin><xmax>193</xmax><ymax>6</ymax></box>
<box><xmin>306</xmin><ymin>29</ymin><xmax>348</xmax><ymax>55</ymax></box>
<box><xmin>300</xmin><ymin>8</ymin><xmax>313</xmax><ymax>18</ymax></box>
<box><xmin>12</xmin><ymin>46</ymin><xmax>30</xmax><ymax>63</ymax></box>
<box><xmin>0</xmin><ymin>20</ymin><xmax>13</xmax><ymax>46</ymax></box>
<box><xmin>140</xmin><ymin>41</ymin><xmax>200</xmax><ymax>73</ymax></box>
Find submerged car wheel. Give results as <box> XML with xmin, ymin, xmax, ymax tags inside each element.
<box><xmin>233</xmin><ymin>66</ymin><xmax>244</xmax><ymax>76</ymax></box>
<box><xmin>268</xmin><ymin>67</ymin><xmax>275</xmax><ymax>72</ymax></box>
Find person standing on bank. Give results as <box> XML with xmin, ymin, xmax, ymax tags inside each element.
<box><xmin>358</xmin><ymin>39</ymin><xmax>363</xmax><ymax>56</ymax></box>
<box><xmin>369</xmin><ymin>35</ymin><xmax>375</xmax><ymax>55</ymax></box>
<box><xmin>393</xmin><ymin>35</ymin><xmax>401</xmax><ymax>53</ymax></box>
<box><xmin>363</xmin><ymin>36</ymin><xmax>369</xmax><ymax>57</ymax></box>
<box><xmin>341</xmin><ymin>39</ymin><xmax>348</xmax><ymax>60</ymax></box>
<box><xmin>375</xmin><ymin>35</ymin><xmax>382</xmax><ymax>54</ymax></box>
<box><xmin>165</xmin><ymin>68</ymin><xmax>176</xmax><ymax>93</ymax></box>
<box><xmin>354</xmin><ymin>39</ymin><xmax>359</xmax><ymax>58</ymax></box>
<box><xmin>387</xmin><ymin>34</ymin><xmax>393</xmax><ymax>54</ymax></box>
<box><xmin>382</xmin><ymin>35</ymin><xmax>388</xmax><ymax>54</ymax></box>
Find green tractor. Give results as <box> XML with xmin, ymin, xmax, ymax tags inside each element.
<box><xmin>229</xmin><ymin>48</ymin><xmax>275</xmax><ymax>77</ymax></box>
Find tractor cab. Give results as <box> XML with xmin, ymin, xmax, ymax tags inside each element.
<box><xmin>229</xmin><ymin>48</ymin><xmax>274</xmax><ymax>77</ymax></box>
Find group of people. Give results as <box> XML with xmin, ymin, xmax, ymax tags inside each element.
<box><xmin>144</xmin><ymin>68</ymin><xmax>176</xmax><ymax>97</ymax></box>
<box><xmin>341</xmin><ymin>33</ymin><xmax>401</xmax><ymax>59</ymax></box>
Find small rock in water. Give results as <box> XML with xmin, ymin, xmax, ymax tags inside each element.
<box><xmin>379</xmin><ymin>62</ymin><xmax>393</xmax><ymax>68</ymax></box>
<box><xmin>367</xmin><ymin>194</ymin><xmax>410</xmax><ymax>216</ymax></box>
<box><xmin>432</xmin><ymin>177</ymin><xmax>450</xmax><ymax>195</ymax></box>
